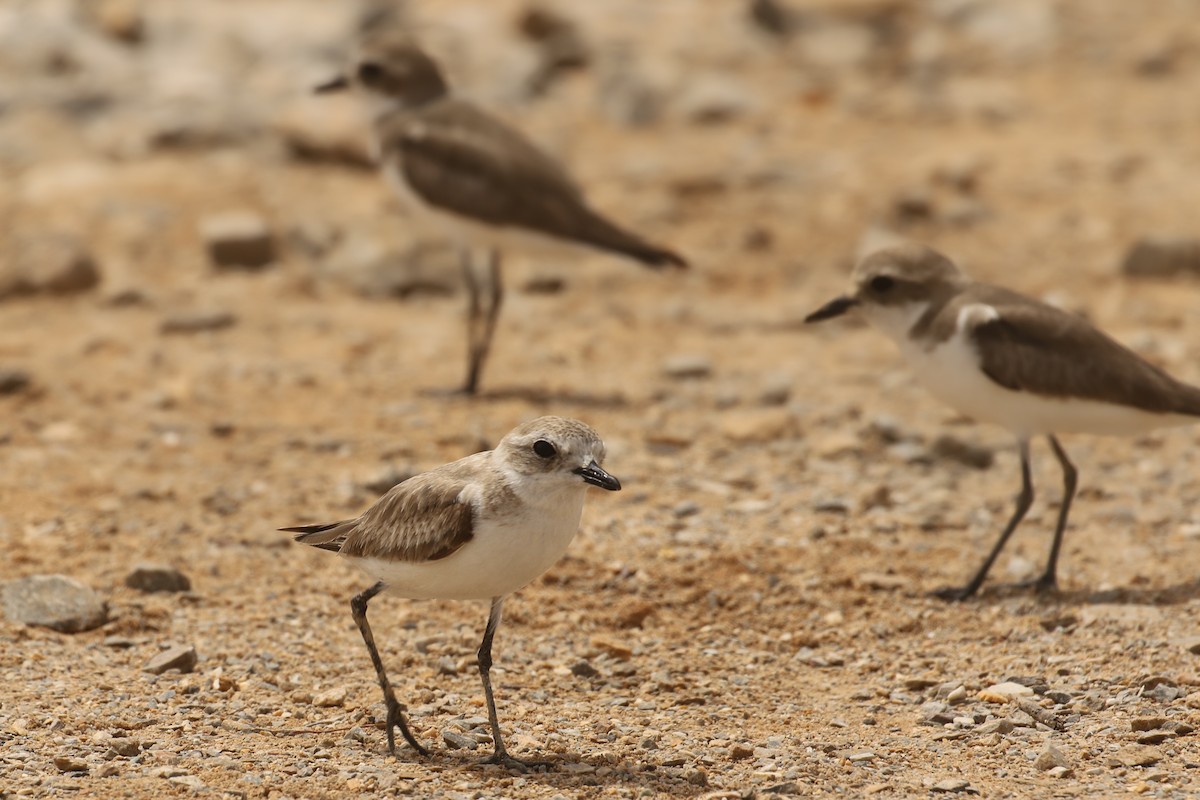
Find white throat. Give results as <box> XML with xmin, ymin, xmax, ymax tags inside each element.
<box><xmin>860</xmin><ymin>300</ymin><xmax>931</xmax><ymax>349</ymax></box>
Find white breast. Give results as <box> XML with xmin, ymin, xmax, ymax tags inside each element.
<box><xmin>349</xmin><ymin>489</ymin><xmax>587</xmax><ymax>601</ymax></box>
<box><xmin>896</xmin><ymin>308</ymin><xmax>1197</xmax><ymax>438</ymax></box>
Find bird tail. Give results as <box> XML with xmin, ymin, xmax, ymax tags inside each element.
<box><xmin>280</xmin><ymin>520</ymin><xmax>353</xmax><ymax>552</ymax></box>
<box><xmin>575</xmin><ymin>209</ymin><xmax>688</xmax><ymax>270</ymax></box>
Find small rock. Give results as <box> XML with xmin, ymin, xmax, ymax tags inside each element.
<box><xmin>1110</xmin><ymin>746</ymin><xmax>1163</xmax><ymax>768</ymax></box>
<box><xmin>1120</xmin><ymin>237</ymin><xmax>1200</xmax><ymax>279</ymax></box>
<box><xmin>590</xmin><ymin>637</ymin><xmax>633</xmax><ymax>660</ymax></box>
<box><xmin>730</xmin><ymin>743</ymin><xmax>754</xmax><ymax>760</ymax></box>
<box><xmin>109</xmin><ymin>739</ymin><xmax>140</xmax><ymax>758</ymax></box>
<box><xmin>929</xmin><ymin>778</ymin><xmax>974</xmax><ymax>793</ymax></box>
<box><xmin>978</xmin><ymin>682</ymin><xmax>1034</xmax><ymax>703</ymax></box>
<box><xmin>662</xmin><ymin>354</ymin><xmax>712</xmax><ymax>380</ymax></box>
<box><xmin>1178</xmin><ymin>636</ymin><xmax>1200</xmax><ymax>654</ymax></box>
<box><xmin>200</xmin><ymin>212</ymin><xmax>277</xmax><ymax>270</ymax></box>
<box><xmin>847</xmin><ymin>751</ymin><xmax>876</xmax><ymax>763</ymax></box>
<box><xmin>312</xmin><ymin>687</ymin><xmax>347</xmax><ymax>707</ymax></box>
<box><xmin>1046</xmin><ymin>766</ymin><xmax>1073</xmax><ymax>779</ymax></box>
<box><xmin>891</xmin><ymin>187</ymin><xmax>935</xmax><ymax>224</ymax></box>
<box><xmin>442</xmin><ymin>730</ymin><xmax>478</xmax><ymax>750</ymax></box>
<box><xmin>160</xmin><ymin>310</ymin><xmax>237</xmax><ymax>335</ymax></box>
<box><xmin>570</xmin><ymin>660</ymin><xmax>600</xmax><ymax>678</ymax></box>
<box><xmin>0</xmin><ymin>235</ymin><xmax>101</xmax><ymax>299</ymax></box>
<box><xmin>361</xmin><ymin>466</ymin><xmax>417</xmax><ymax>495</ymax></box>
<box><xmin>0</xmin><ymin>368</ymin><xmax>32</xmax><ymax>396</ymax></box>
<box><xmin>124</xmin><ymin>564</ymin><xmax>191</xmax><ymax>594</ymax></box>
<box><xmin>1034</xmin><ymin>742</ymin><xmax>1069</xmax><ymax>771</ymax></box>
<box><xmin>521</xmin><ymin>273</ymin><xmax>566</xmax><ymax>295</ymax></box>
<box><xmin>1</xmin><ymin>575</ymin><xmax>109</xmax><ymax>633</ymax></box>
<box><xmin>930</xmin><ymin>435</ymin><xmax>994</xmax><ymax>469</ymax></box>
<box><xmin>143</xmin><ymin>644</ymin><xmax>198</xmax><ymax>675</ymax></box>
<box><xmin>676</xmin><ymin>74</ymin><xmax>758</xmax><ymax>124</ymax></box>
<box><xmin>1131</xmin><ymin>717</ymin><xmax>1168</xmax><ymax>732</ymax></box>
<box><xmin>749</xmin><ymin>0</ymin><xmax>794</xmax><ymax>36</ymax></box>
<box><xmin>326</xmin><ymin>238</ymin><xmax>459</xmax><ymax>300</ymax></box>
<box><xmin>54</xmin><ymin>755</ymin><xmax>89</xmax><ymax>773</ymax></box>
<box><xmin>976</xmin><ymin>718</ymin><xmax>1016</xmax><ymax>735</ymax></box>
<box><xmin>1136</xmin><ymin>731</ymin><xmax>1173</xmax><ymax>745</ymax></box>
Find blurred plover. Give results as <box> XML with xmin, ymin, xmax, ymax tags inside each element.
<box><xmin>283</xmin><ymin>416</ymin><xmax>621</xmax><ymax>768</ymax></box>
<box><xmin>806</xmin><ymin>243</ymin><xmax>1200</xmax><ymax>599</ymax></box>
<box><xmin>317</xmin><ymin>31</ymin><xmax>687</xmax><ymax>394</ymax></box>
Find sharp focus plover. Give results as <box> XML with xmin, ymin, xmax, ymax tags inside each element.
<box><xmin>283</xmin><ymin>416</ymin><xmax>621</xmax><ymax>768</ymax></box>
<box><xmin>317</xmin><ymin>31</ymin><xmax>687</xmax><ymax>395</ymax></box>
<box><xmin>806</xmin><ymin>243</ymin><xmax>1200</xmax><ymax>600</ymax></box>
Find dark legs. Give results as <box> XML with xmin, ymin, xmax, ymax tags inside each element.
<box><xmin>934</xmin><ymin>435</ymin><xmax>1080</xmax><ymax>601</ymax></box>
<box><xmin>351</xmin><ymin>582</ymin><xmax>428</xmax><ymax>757</ymax></box>
<box><xmin>1037</xmin><ymin>435</ymin><xmax>1077</xmax><ymax>593</ymax></box>
<box><xmin>476</xmin><ymin>597</ymin><xmax>548</xmax><ymax>771</ymax></box>
<box><xmin>934</xmin><ymin>438</ymin><xmax>1034</xmax><ymax>601</ymax></box>
<box><xmin>461</xmin><ymin>249</ymin><xmax>504</xmax><ymax>395</ymax></box>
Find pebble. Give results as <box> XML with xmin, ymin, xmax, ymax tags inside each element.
<box><xmin>312</xmin><ymin>687</ymin><xmax>347</xmax><ymax>707</ymax></box>
<box><xmin>1120</xmin><ymin>237</ymin><xmax>1200</xmax><ymax>279</ymax></box>
<box><xmin>1110</xmin><ymin>746</ymin><xmax>1163</xmax><ymax>768</ymax></box>
<box><xmin>662</xmin><ymin>354</ymin><xmax>713</xmax><ymax>380</ymax></box>
<box><xmin>718</xmin><ymin>409</ymin><xmax>797</xmax><ymax>443</ymax></box>
<box><xmin>1130</xmin><ymin>717</ymin><xmax>1168</xmax><ymax>732</ymax></box>
<box><xmin>977</xmin><ymin>682</ymin><xmax>1034</xmax><ymax>703</ymax></box>
<box><xmin>676</xmin><ymin>74</ymin><xmax>759</xmax><ymax>125</ymax></box>
<box><xmin>124</xmin><ymin>564</ymin><xmax>191</xmax><ymax>593</ymax></box>
<box><xmin>53</xmin><ymin>755</ymin><xmax>89</xmax><ymax>773</ymax></box>
<box><xmin>143</xmin><ymin>644</ymin><xmax>198</xmax><ymax>675</ymax></box>
<box><xmin>929</xmin><ymin>435</ymin><xmax>994</xmax><ymax>469</ymax></box>
<box><xmin>0</xmin><ymin>368</ymin><xmax>32</xmax><ymax>396</ymax></box>
<box><xmin>1033</xmin><ymin>742</ymin><xmax>1069</xmax><ymax>771</ymax></box>
<box><xmin>0</xmin><ymin>235</ymin><xmax>101</xmax><ymax>299</ymax></box>
<box><xmin>160</xmin><ymin>310</ymin><xmax>237</xmax><ymax>334</ymax></box>
<box><xmin>929</xmin><ymin>778</ymin><xmax>972</xmax><ymax>793</ymax></box>
<box><xmin>730</xmin><ymin>743</ymin><xmax>754</xmax><ymax>760</ymax></box>
<box><xmin>1</xmin><ymin>574</ymin><xmax>109</xmax><ymax>633</ymax></box>
<box><xmin>570</xmin><ymin>660</ymin><xmax>600</xmax><ymax>678</ymax></box>
<box><xmin>442</xmin><ymin>730</ymin><xmax>478</xmax><ymax>750</ymax></box>
<box><xmin>200</xmin><ymin>211</ymin><xmax>277</xmax><ymax>270</ymax></box>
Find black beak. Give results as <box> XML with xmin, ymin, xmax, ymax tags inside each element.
<box><xmin>574</xmin><ymin>460</ymin><xmax>621</xmax><ymax>492</ymax></box>
<box><xmin>314</xmin><ymin>75</ymin><xmax>350</xmax><ymax>94</ymax></box>
<box><xmin>804</xmin><ymin>295</ymin><xmax>858</xmax><ymax>323</ymax></box>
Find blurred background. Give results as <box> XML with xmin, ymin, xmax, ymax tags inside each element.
<box><xmin>3</xmin><ymin>0</ymin><xmax>1200</xmax><ymax>796</ymax></box>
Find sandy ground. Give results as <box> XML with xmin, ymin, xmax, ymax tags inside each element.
<box><xmin>3</xmin><ymin>1</ymin><xmax>1200</xmax><ymax>798</ymax></box>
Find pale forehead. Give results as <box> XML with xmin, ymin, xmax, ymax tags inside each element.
<box><xmin>505</xmin><ymin>416</ymin><xmax>602</xmax><ymax>446</ymax></box>
<box><xmin>852</xmin><ymin>244</ymin><xmax>963</xmax><ymax>284</ymax></box>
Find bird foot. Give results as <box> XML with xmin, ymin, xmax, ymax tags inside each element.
<box><xmin>478</xmin><ymin>751</ymin><xmax>552</xmax><ymax>773</ymax></box>
<box><xmin>929</xmin><ymin>584</ymin><xmax>978</xmax><ymax>603</ymax></box>
<box><xmin>384</xmin><ymin>700</ymin><xmax>429</xmax><ymax>758</ymax></box>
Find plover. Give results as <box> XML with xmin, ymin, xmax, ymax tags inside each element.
<box><xmin>317</xmin><ymin>31</ymin><xmax>687</xmax><ymax>394</ymax></box>
<box><xmin>283</xmin><ymin>416</ymin><xmax>621</xmax><ymax>768</ymax></box>
<box><xmin>806</xmin><ymin>243</ymin><xmax>1200</xmax><ymax>600</ymax></box>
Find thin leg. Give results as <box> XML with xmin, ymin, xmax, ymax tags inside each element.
<box><xmin>933</xmin><ymin>438</ymin><xmax>1035</xmax><ymax>602</ymax></box>
<box><xmin>461</xmin><ymin>249</ymin><xmax>485</xmax><ymax>395</ymax></box>
<box><xmin>476</xmin><ymin>597</ymin><xmax>549</xmax><ymax>772</ymax></box>
<box><xmin>351</xmin><ymin>582</ymin><xmax>428</xmax><ymax>757</ymax></box>
<box><xmin>1036</xmin><ymin>435</ymin><xmax>1077</xmax><ymax>594</ymax></box>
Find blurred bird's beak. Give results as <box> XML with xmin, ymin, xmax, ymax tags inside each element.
<box><xmin>805</xmin><ymin>296</ymin><xmax>858</xmax><ymax>323</ymax></box>
<box><xmin>314</xmin><ymin>76</ymin><xmax>350</xmax><ymax>94</ymax></box>
<box><xmin>574</xmin><ymin>461</ymin><xmax>621</xmax><ymax>491</ymax></box>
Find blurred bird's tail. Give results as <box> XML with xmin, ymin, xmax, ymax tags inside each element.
<box><xmin>280</xmin><ymin>521</ymin><xmax>353</xmax><ymax>552</ymax></box>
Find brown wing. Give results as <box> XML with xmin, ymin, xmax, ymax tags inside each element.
<box><xmin>384</xmin><ymin>101</ymin><xmax>686</xmax><ymax>268</ymax></box>
<box><xmin>969</xmin><ymin>297</ymin><xmax>1200</xmax><ymax>416</ymax></box>
<box><xmin>287</xmin><ymin>471</ymin><xmax>475</xmax><ymax>563</ymax></box>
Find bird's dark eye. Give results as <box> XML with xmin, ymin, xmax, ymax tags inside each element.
<box><xmin>870</xmin><ymin>275</ymin><xmax>895</xmax><ymax>293</ymax></box>
<box><xmin>357</xmin><ymin>62</ymin><xmax>384</xmax><ymax>83</ymax></box>
<box><xmin>532</xmin><ymin>440</ymin><xmax>556</xmax><ymax>458</ymax></box>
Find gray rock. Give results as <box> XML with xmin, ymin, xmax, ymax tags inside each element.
<box><xmin>0</xmin><ymin>236</ymin><xmax>101</xmax><ymax>300</ymax></box>
<box><xmin>570</xmin><ymin>660</ymin><xmax>600</xmax><ymax>678</ymax></box>
<box><xmin>442</xmin><ymin>730</ymin><xmax>478</xmax><ymax>750</ymax></box>
<box><xmin>200</xmin><ymin>212</ymin><xmax>276</xmax><ymax>270</ymax></box>
<box><xmin>662</xmin><ymin>354</ymin><xmax>713</xmax><ymax>380</ymax></box>
<box><xmin>124</xmin><ymin>564</ymin><xmax>191</xmax><ymax>594</ymax></box>
<box><xmin>1120</xmin><ymin>237</ymin><xmax>1200</xmax><ymax>279</ymax></box>
<box><xmin>143</xmin><ymin>644</ymin><xmax>198</xmax><ymax>675</ymax></box>
<box><xmin>1033</xmin><ymin>742</ymin><xmax>1069</xmax><ymax>771</ymax></box>
<box><xmin>1</xmin><ymin>575</ymin><xmax>109</xmax><ymax>633</ymax></box>
<box><xmin>930</xmin><ymin>435</ymin><xmax>994</xmax><ymax>469</ymax></box>
<box><xmin>160</xmin><ymin>310</ymin><xmax>237</xmax><ymax>335</ymax></box>
<box><xmin>929</xmin><ymin>778</ymin><xmax>973</xmax><ymax>793</ymax></box>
